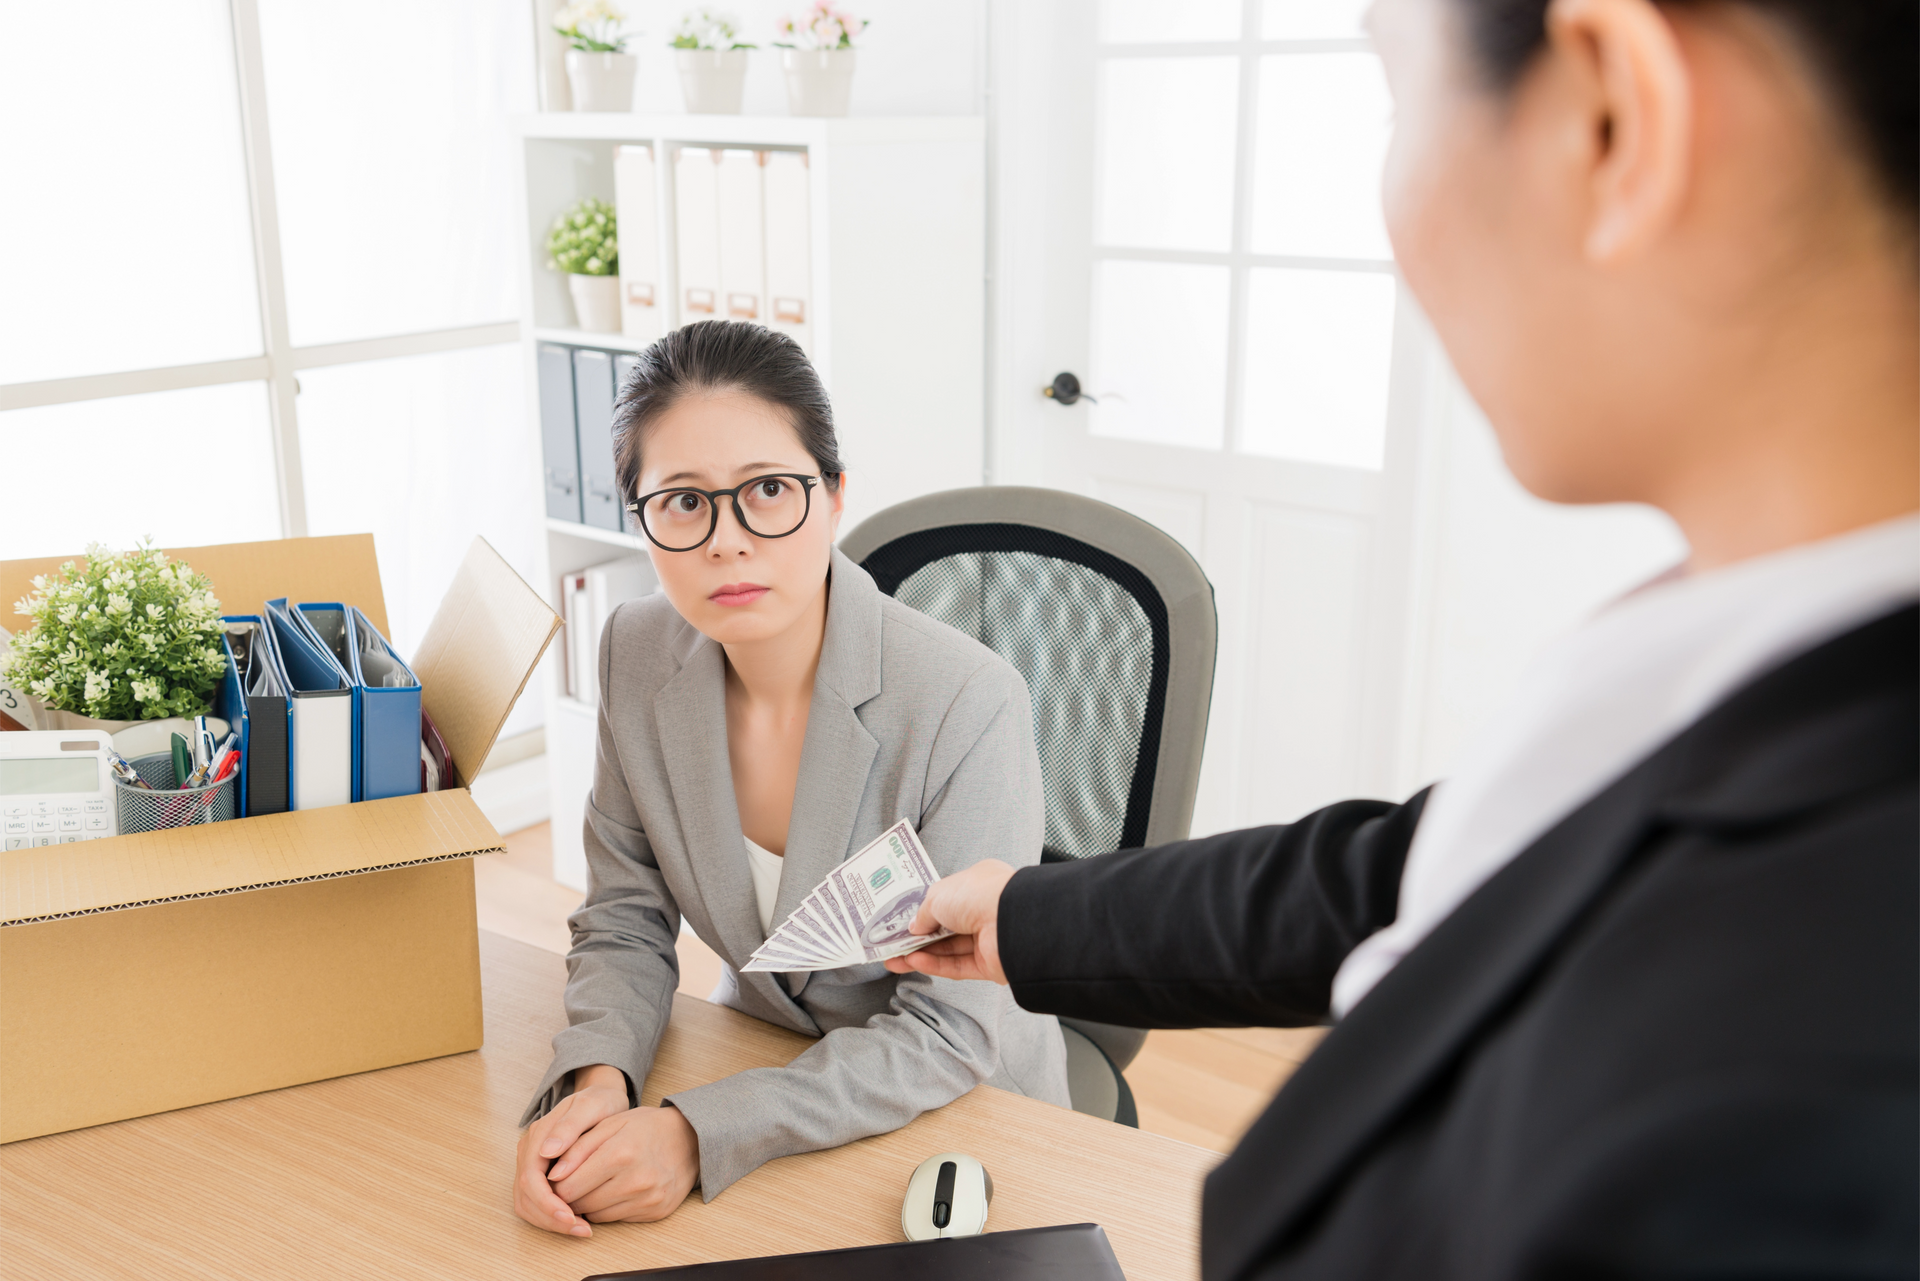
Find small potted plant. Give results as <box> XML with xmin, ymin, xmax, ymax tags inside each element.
<box><xmin>555</xmin><ymin>0</ymin><xmax>638</xmax><ymax>112</ymax></box>
<box><xmin>548</xmin><ymin>198</ymin><xmax>621</xmax><ymax>332</ymax></box>
<box><xmin>775</xmin><ymin>3</ymin><xmax>866</xmax><ymax>117</ymax></box>
<box><xmin>671</xmin><ymin>10</ymin><xmax>755</xmax><ymax>115</ymax></box>
<box><xmin>2</xmin><ymin>543</ymin><xmax>228</xmax><ymax>734</ymax></box>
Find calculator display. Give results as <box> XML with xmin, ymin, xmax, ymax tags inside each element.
<box><xmin>0</xmin><ymin>758</ymin><xmax>99</xmax><ymax>795</ymax></box>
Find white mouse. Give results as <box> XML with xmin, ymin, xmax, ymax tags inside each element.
<box><xmin>901</xmin><ymin>1152</ymin><xmax>993</xmax><ymax>1241</ymax></box>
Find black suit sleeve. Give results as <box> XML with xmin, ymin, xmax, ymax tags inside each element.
<box><xmin>997</xmin><ymin>789</ymin><xmax>1430</xmax><ymax>1029</ymax></box>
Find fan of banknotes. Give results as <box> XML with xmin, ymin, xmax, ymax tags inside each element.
<box><xmin>743</xmin><ymin>819</ymin><xmax>955</xmax><ymax>972</ymax></box>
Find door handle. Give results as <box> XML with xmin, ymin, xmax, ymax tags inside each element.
<box><xmin>1041</xmin><ymin>372</ymin><xmax>1096</xmax><ymax>406</ymax></box>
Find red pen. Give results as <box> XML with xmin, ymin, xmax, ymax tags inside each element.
<box><xmin>190</xmin><ymin>748</ymin><xmax>243</xmax><ymax>822</ymax></box>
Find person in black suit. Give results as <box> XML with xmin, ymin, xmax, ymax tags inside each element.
<box><xmin>889</xmin><ymin>0</ymin><xmax>1918</xmax><ymax>1276</ymax></box>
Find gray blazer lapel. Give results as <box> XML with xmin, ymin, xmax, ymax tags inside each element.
<box><xmin>652</xmin><ymin>631</ymin><xmax>765</xmax><ymax>973</ymax></box>
<box><xmin>770</xmin><ymin>551</ymin><xmax>885</xmax><ymax>998</ymax></box>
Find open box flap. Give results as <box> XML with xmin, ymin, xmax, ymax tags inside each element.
<box><xmin>413</xmin><ymin>536</ymin><xmax>563</xmax><ymax>789</ymax></box>
<box><xmin>1</xmin><ymin>789</ymin><xmax>503</xmax><ymax>926</ymax></box>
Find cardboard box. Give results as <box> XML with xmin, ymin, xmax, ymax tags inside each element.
<box><xmin>0</xmin><ymin>535</ymin><xmax>560</xmax><ymax>1143</ymax></box>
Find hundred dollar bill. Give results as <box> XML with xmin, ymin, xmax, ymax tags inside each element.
<box><xmin>743</xmin><ymin>819</ymin><xmax>954</xmax><ymax>972</ymax></box>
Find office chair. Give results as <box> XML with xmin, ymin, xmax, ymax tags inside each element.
<box><xmin>840</xmin><ymin>487</ymin><xmax>1218</xmax><ymax>1127</ymax></box>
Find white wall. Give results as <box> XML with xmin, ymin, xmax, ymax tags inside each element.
<box><xmin>1392</xmin><ymin>373</ymin><xmax>1686</xmax><ymax>795</ymax></box>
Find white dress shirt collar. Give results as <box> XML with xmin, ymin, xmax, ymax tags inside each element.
<box><xmin>1332</xmin><ymin>513</ymin><xmax>1920</xmax><ymax>1018</ymax></box>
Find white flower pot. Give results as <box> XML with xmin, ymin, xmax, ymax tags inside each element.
<box><xmin>568</xmin><ymin>273</ymin><xmax>622</xmax><ymax>332</ymax></box>
<box><xmin>565</xmin><ymin>50</ymin><xmax>638</xmax><ymax>112</ymax></box>
<box><xmin>675</xmin><ymin>48</ymin><xmax>748</xmax><ymax>114</ymax></box>
<box><xmin>782</xmin><ymin>48</ymin><xmax>856</xmax><ymax>117</ymax></box>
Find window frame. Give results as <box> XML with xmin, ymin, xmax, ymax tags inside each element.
<box><xmin>1090</xmin><ymin>20</ymin><xmax>1397</xmax><ymax>462</ymax></box>
<box><xmin>0</xmin><ymin>0</ymin><xmax>519</xmax><ymax>538</ymax></box>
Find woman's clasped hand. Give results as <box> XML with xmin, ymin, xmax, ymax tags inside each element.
<box><xmin>514</xmin><ymin>1065</ymin><xmax>701</xmax><ymax>1237</ymax></box>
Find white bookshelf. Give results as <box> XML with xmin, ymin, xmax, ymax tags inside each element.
<box><xmin>514</xmin><ymin>112</ymin><xmax>986</xmax><ymax>889</ymax></box>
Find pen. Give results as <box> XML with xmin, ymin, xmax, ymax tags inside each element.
<box><xmin>107</xmin><ymin>750</ymin><xmax>153</xmax><ymax>790</ymax></box>
<box><xmin>188</xmin><ymin>747</ymin><xmax>243</xmax><ymax>822</ymax></box>
<box><xmin>195</xmin><ymin>734</ymin><xmax>238</xmax><ymax>788</ymax></box>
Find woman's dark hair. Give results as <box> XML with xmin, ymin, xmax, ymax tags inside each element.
<box><xmin>1457</xmin><ymin>0</ymin><xmax>1917</xmax><ymax>214</ymax></box>
<box><xmin>611</xmin><ymin>320</ymin><xmax>845</xmax><ymax>505</ymax></box>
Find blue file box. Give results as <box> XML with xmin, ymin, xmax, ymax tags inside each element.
<box><xmin>344</xmin><ymin>606</ymin><xmax>422</xmax><ymax>802</ymax></box>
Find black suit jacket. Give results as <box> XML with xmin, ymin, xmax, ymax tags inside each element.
<box><xmin>1001</xmin><ymin>607</ymin><xmax>1918</xmax><ymax>1280</ymax></box>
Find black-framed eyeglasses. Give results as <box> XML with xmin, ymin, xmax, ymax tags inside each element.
<box><xmin>626</xmin><ymin>473</ymin><xmax>822</xmax><ymax>552</ymax></box>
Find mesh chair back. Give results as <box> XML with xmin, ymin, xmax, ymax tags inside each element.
<box><xmin>842</xmin><ymin>488</ymin><xmax>1216</xmax><ymax>861</ymax></box>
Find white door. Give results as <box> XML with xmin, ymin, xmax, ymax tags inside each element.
<box><xmin>990</xmin><ymin>0</ymin><xmax>1436</xmax><ymax>836</ymax></box>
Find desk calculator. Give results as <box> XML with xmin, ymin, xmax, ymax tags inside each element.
<box><xmin>1</xmin><ymin>730</ymin><xmax>117</xmax><ymax>850</ymax></box>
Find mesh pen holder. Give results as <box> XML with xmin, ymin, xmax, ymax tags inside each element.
<box><xmin>115</xmin><ymin>751</ymin><xmax>238</xmax><ymax>835</ymax></box>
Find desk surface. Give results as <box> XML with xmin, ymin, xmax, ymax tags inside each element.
<box><xmin>1</xmin><ymin>931</ymin><xmax>1217</xmax><ymax>1280</ymax></box>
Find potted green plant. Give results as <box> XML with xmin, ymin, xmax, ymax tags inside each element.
<box><xmin>548</xmin><ymin>197</ymin><xmax>621</xmax><ymax>332</ymax></box>
<box><xmin>775</xmin><ymin>3</ymin><xmax>866</xmax><ymax>117</ymax></box>
<box><xmin>2</xmin><ymin>543</ymin><xmax>228</xmax><ymax>734</ymax></box>
<box><xmin>671</xmin><ymin>10</ymin><xmax>755</xmax><ymax>115</ymax></box>
<box><xmin>555</xmin><ymin>0</ymin><xmax>638</xmax><ymax>112</ymax></box>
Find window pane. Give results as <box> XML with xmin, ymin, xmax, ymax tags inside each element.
<box><xmin>1096</xmin><ymin>58</ymin><xmax>1241</xmax><ymax>253</ymax></box>
<box><xmin>1263</xmin><ymin>0</ymin><xmax>1372</xmax><ymax>38</ymax></box>
<box><xmin>1241</xmin><ymin>268</ymin><xmax>1396</xmax><ymax>469</ymax></box>
<box><xmin>1101</xmin><ymin>0</ymin><xmax>1242</xmax><ymax>42</ymax></box>
<box><xmin>257</xmin><ymin>0</ymin><xmax>533</xmax><ymax>347</ymax></box>
<box><xmin>0</xmin><ymin>384</ymin><xmax>279</xmax><ymax>558</ymax></box>
<box><xmin>0</xmin><ymin>1</ymin><xmax>259</xmax><ymax>384</ymax></box>
<box><xmin>1251</xmin><ymin>54</ymin><xmax>1393</xmax><ymax>260</ymax></box>
<box><xmin>296</xmin><ymin>344</ymin><xmax>544</xmax><ymax>732</ymax></box>
<box><xmin>1089</xmin><ymin>260</ymin><xmax>1231</xmax><ymax>450</ymax></box>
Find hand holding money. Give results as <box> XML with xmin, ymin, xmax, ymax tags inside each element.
<box><xmin>743</xmin><ymin>820</ymin><xmax>961</xmax><ymax>973</ymax></box>
<box><xmin>882</xmin><ymin>859</ymin><xmax>1016</xmax><ymax>986</ymax></box>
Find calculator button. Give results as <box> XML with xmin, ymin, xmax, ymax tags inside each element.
<box><xmin>32</xmin><ymin>817</ymin><xmax>54</xmax><ymax>833</ymax></box>
<box><xmin>5</xmin><ymin>837</ymin><xmax>26</xmax><ymax>851</ymax></box>
<box><xmin>3</xmin><ymin>804</ymin><xmax>24</xmax><ymax>816</ymax></box>
<box><xmin>31</xmin><ymin>801</ymin><xmax>52</xmax><ymax>816</ymax></box>
<box><xmin>84</xmin><ymin>799</ymin><xmax>106</xmax><ymax>813</ymax></box>
<box><xmin>58</xmin><ymin>816</ymin><xmax>81</xmax><ymax>832</ymax></box>
<box><xmin>58</xmin><ymin>802</ymin><xmax>79</xmax><ymax>814</ymax></box>
<box><xmin>85</xmin><ymin>816</ymin><xmax>108</xmax><ymax>831</ymax></box>
<box><xmin>3</xmin><ymin>817</ymin><xmax>25</xmax><ymax>835</ymax></box>
<box><xmin>32</xmin><ymin>835</ymin><xmax>54</xmax><ymax>847</ymax></box>
<box><xmin>61</xmin><ymin>835</ymin><xmax>82</xmax><ymax>844</ymax></box>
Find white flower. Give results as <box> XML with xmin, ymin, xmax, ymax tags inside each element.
<box><xmin>145</xmin><ymin>602</ymin><xmax>165</xmax><ymax>620</ymax></box>
<box><xmin>84</xmin><ymin>670</ymin><xmax>109</xmax><ymax>703</ymax></box>
<box><xmin>107</xmin><ymin>593</ymin><xmax>132</xmax><ymax>616</ymax></box>
<box><xmin>556</xmin><ymin>0</ymin><xmax>624</xmax><ymax>28</ymax></box>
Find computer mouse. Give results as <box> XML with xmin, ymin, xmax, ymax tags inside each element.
<box><xmin>901</xmin><ymin>1152</ymin><xmax>993</xmax><ymax>1241</ymax></box>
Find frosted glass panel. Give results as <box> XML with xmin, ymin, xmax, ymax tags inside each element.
<box><xmin>258</xmin><ymin>0</ymin><xmax>533</xmax><ymax>347</ymax></box>
<box><xmin>1101</xmin><ymin>0</ymin><xmax>1242</xmax><ymax>42</ymax></box>
<box><xmin>1263</xmin><ymin>0</ymin><xmax>1372</xmax><ymax>38</ymax></box>
<box><xmin>1241</xmin><ymin>268</ymin><xmax>1396</xmax><ymax>469</ymax></box>
<box><xmin>0</xmin><ymin>1</ymin><xmax>259</xmax><ymax>384</ymax></box>
<box><xmin>1251</xmin><ymin>54</ymin><xmax>1394</xmax><ymax>260</ymax></box>
<box><xmin>1089</xmin><ymin>261</ymin><xmax>1231</xmax><ymax>450</ymax></box>
<box><xmin>0</xmin><ymin>384</ymin><xmax>279</xmax><ymax>558</ymax></box>
<box><xmin>298</xmin><ymin>345</ymin><xmax>542</xmax><ymax>733</ymax></box>
<box><xmin>1096</xmin><ymin>59</ymin><xmax>1240</xmax><ymax>252</ymax></box>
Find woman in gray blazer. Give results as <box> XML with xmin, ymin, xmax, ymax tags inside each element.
<box><xmin>512</xmin><ymin>320</ymin><xmax>1071</xmax><ymax>1236</ymax></box>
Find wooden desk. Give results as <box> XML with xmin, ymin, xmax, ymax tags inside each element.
<box><xmin>1</xmin><ymin>931</ymin><xmax>1217</xmax><ymax>1279</ymax></box>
